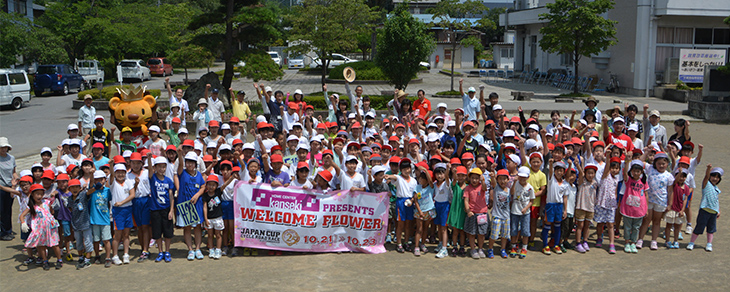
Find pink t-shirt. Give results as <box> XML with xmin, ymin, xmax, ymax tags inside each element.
<box><xmin>463</xmin><ymin>184</ymin><xmax>489</xmax><ymax>213</ymax></box>
<box><xmin>620</xmin><ymin>177</ymin><xmax>649</xmax><ymax>218</ymax></box>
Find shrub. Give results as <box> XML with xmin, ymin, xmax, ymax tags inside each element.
<box><xmin>77</xmin><ymin>85</ymin><xmax>161</xmax><ymax>100</ymax></box>
<box><xmin>436</xmin><ymin>90</ymin><xmax>461</xmax><ymax>95</ymax></box>
<box><xmin>559</xmin><ymin>92</ymin><xmax>591</xmax><ymax>98</ymax></box>
<box><xmin>328</xmin><ymin>61</ymin><xmax>388</xmax><ymax>81</ymax></box>
<box><xmin>302</xmin><ymin>94</ymin><xmax>415</xmax><ymax>111</ymax></box>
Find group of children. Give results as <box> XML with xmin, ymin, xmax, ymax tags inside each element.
<box><xmin>5</xmin><ymin>81</ymin><xmax>724</xmax><ymax>271</ymax></box>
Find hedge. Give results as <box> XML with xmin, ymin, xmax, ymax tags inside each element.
<box><xmin>328</xmin><ymin>61</ymin><xmax>388</xmax><ymax>81</ymax></box>
<box><xmin>301</xmin><ymin>94</ymin><xmax>416</xmax><ymax>111</ymax></box>
<box><xmin>77</xmin><ymin>85</ymin><xmax>162</xmax><ymax>100</ymax></box>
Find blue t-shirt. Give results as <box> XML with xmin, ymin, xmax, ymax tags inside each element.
<box><xmin>88</xmin><ymin>187</ymin><xmax>111</xmax><ymax>225</ymax></box>
<box><xmin>415</xmin><ymin>184</ymin><xmax>435</xmax><ymax>212</ymax></box>
<box><xmin>150</xmin><ymin>174</ymin><xmax>176</xmax><ymax>211</ymax></box>
<box><xmin>93</xmin><ymin>156</ymin><xmax>110</xmax><ymax>170</ymax></box>
<box><xmin>264</xmin><ymin>170</ymin><xmax>290</xmax><ymax>185</ymax></box>
<box><xmin>178</xmin><ymin>170</ymin><xmax>204</xmax><ymax>202</ymax></box>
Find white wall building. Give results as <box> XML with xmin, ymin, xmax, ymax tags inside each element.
<box><xmin>500</xmin><ymin>0</ymin><xmax>730</xmax><ymax>96</ymax></box>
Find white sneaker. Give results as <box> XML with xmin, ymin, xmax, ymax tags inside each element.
<box><xmin>118</xmin><ymin>243</ymin><xmax>124</xmax><ymax>250</ymax></box>
<box><xmin>209</xmin><ymin>249</ymin><xmax>215</xmax><ymax>258</ymax></box>
<box><xmin>149</xmin><ymin>239</ymin><xmax>156</xmax><ymax>248</ymax></box>
<box><xmin>112</xmin><ymin>255</ymin><xmax>122</xmax><ymax>265</ymax></box>
<box><xmin>705</xmin><ymin>243</ymin><xmax>713</xmax><ymax>252</ymax></box>
<box><xmin>215</xmin><ymin>248</ymin><xmax>222</xmax><ymax>259</ymax></box>
<box><xmin>685</xmin><ymin>225</ymin><xmax>693</xmax><ymax>234</ymax></box>
<box><xmin>122</xmin><ymin>253</ymin><xmax>130</xmax><ymax>264</ymax></box>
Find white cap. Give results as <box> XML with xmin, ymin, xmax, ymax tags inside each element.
<box><xmin>170</xmin><ymin>102</ymin><xmax>180</xmax><ymax>109</ymax></box>
<box><xmin>467</xmin><ymin>86</ymin><xmax>476</xmax><ymax>92</ymax></box>
<box><xmin>427</xmin><ymin>123</ymin><xmax>438</xmax><ymax>129</ymax></box>
<box><xmin>627</xmin><ymin>123</ymin><xmax>639</xmax><ymax>132</ymax></box>
<box><xmin>40</xmin><ymin>147</ymin><xmax>52</xmax><ymax>155</ymax></box>
<box><xmin>148</xmin><ymin>125</ymin><xmax>160</xmax><ymax>133</ymax></box>
<box><xmin>67</xmin><ymin>123</ymin><xmax>79</xmax><ymax>131</ymax></box>
<box><xmin>178</xmin><ymin>128</ymin><xmax>189</xmax><ymax>134</ymax></box>
<box><xmin>114</xmin><ymin>164</ymin><xmax>127</xmax><ymax>172</ymax></box>
<box><xmin>518</xmin><ymin>166</ymin><xmax>530</xmax><ymax>178</ymax></box>
<box><xmin>296</xmin><ymin>142</ymin><xmax>310</xmax><ymax>152</ymax></box>
<box><xmin>579</xmin><ymin>119</ymin><xmax>588</xmax><ymax>126</ymax></box>
<box><xmin>348</xmin><ymin>113</ymin><xmax>356</xmax><ymax>119</ymax></box>
<box><xmin>31</xmin><ymin>163</ymin><xmax>43</xmax><ymax>169</ymax></box>
<box><xmin>527</xmin><ymin>124</ymin><xmax>540</xmax><ymax>132</ymax></box>
<box><xmin>447</xmin><ymin>120</ymin><xmax>456</xmax><ymax>127</ymax></box>
<box><xmin>372</xmin><ymin>165</ymin><xmax>386</xmax><ymax>174</ymax></box>
<box><xmin>242</xmin><ymin>143</ymin><xmax>255</xmax><ymax>151</ymax></box>
<box><xmin>20</xmin><ymin>169</ymin><xmax>32</xmax><ymax>177</ymax></box>
<box><xmin>62</xmin><ymin>139</ymin><xmax>71</xmax><ymax>146</ymax></box>
<box><xmin>492</xmin><ymin>104</ymin><xmax>503</xmax><ymax>111</ymax></box>
<box><xmin>291</xmin><ymin>122</ymin><xmax>302</xmax><ymax>129</ymax></box>
<box><xmin>207</xmin><ymin>141</ymin><xmax>217</xmax><ymax>149</ymax></box>
<box><xmin>502</xmin><ymin>129</ymin><xmax>516</xmax><ymax>137</ymax></box>
<box><xmin>613</xmin><ymin>116</ymin><xmax>625</xmax><ymax>123</ymax></box>
<box><xmin>122</xmin><ymin>150</ymin><xmax>133</xmax><ymax>158</ymax></box>
<box><xmin>437</xmin><ymin>102</ymin><xmax>447</xmax><ymax>109</ymax></box>
<box><xmin>345</xmin><ymin>155</ymin><xmax>358</xmax><ymax>162</ymax></box>
<box><xmin>69</xmin><ymin>138</ymin><xmax>81</xmax><ymax>146</ymax></box>
<box><xmin>287</xmin><ymin>135</ymin><xmax>299</xmax><ymax>142</ymax></box>
<box><xmin>310</xmin><ymin>135</ymin><xmax>322</xmax><ymax>144</ymax></box>
<box><xmin>153</xmin><ymin>156</ymin><xmax>168</xmax><ymax>166</ymax></box>
<box><xmin>433</xmin><ymin>115</ymin><xmax>444</xmax><ymax>121</ymax></box>
<box><xmin>94</xmin><ymin>170</ymin><xmax>106</xmax><ymax>179</ymax></box>
<box><xmin>525</xmin><ymin>139</ymin><xmax>538</xmax><ymax>150</ymax></box>
<box><xmin>94</xmin><ymin>115</ymin><xmax>105</xmax><ymax>121</ymax></box>
<box><xmin>218</xmin><ymin>144</ymin><xmax>232</xmax><ymax>153</ymax></box>
<box><xmin>194</xmin><ymin>143</ymin><xmax>203</xmax><ymax>152</ymax></box>
<box><xmin>651</xmin><ymin>141</ymin><xmax>660</xmax><ymax>151</ymax></box>
<box><xmin>508</xmin><ymin>154</ymin><xmax>521</xmax><ymax>165</ymax></box>
<box><xmin>264</xmin><ymin>86</ymin><xmax>272</xmax><ymax>92</ymax></box>
<box><xmin>427</xmin><ymin>133</ymin><xmax>440</xmax><ymax>142</ymax></box>
<box><xmin>221</xmin><ymin>123</ymin><xmax>231</xmax><ymax>130</ymax></box>
<box><xmin>294</xmin><ymin>89</ymin><xmax>303</xmax><ymax>95</ymax></box>
<box><xmin>479</xmin><ymin>143</ymin><xmax>491</xmax><ymax>151</ymax></box>
<box><xmin>365</xmin><ymin>112</ymin><xmax>376</xmax><ymax>119</ymax></box>
<box><xmin>184</xmin><ymin>152</ymin><xmax>198</xmax><ymax>161</ymax></box>
<box><xmin>256</xmin><ymin>115</ymin><xmax>267</xmax><ymax>123</ymax></box>
<box><xmin>56</xmin><ymin>166</ymin><xmax>67</xmax><ymax>174</ymax></box>
<box><xmin>589</xmin><ymin>137</ymin><xmax>598</xmax><ymax>143</ymax></box>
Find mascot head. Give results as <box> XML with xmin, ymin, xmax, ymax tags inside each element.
<box><xmin>108</xmin><ymin>85</ymin><xmax>157</xmax><ymax>136</ymax></box>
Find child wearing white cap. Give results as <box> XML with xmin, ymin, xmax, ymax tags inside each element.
<box><xmin>142</xmin><ymin>125</ymin><xmax>167</xmax><ymax>157</ymax></box>
<box><xmin>687</xmin><ymin>164</ymin><xmax>724</xmax><ymax>251</ymax></box>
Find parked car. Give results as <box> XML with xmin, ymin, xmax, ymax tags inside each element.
<box><xmin>117</xmin><ymin>59</ymin><xmax>151</xmax><ymax>82</ymax></box>
<box><xmin>287</xmin><ymin>55</ymin><xmax>305</xmax><ymax>69</ymax></box>
<box><xmin>309</xmin><ymin>53</ymin><xmax>358</xmax><ymax>69</ymax></box>
<box><xmin>0</xmin><ymin>69</ymin><xmax>31</xmax><ymax>109</ymax></box>
<box><xmin>75</xmin><ymin>59</ymin><xmax>104</xmax><ymax>86</ymax></box>
<box><xmin>419</xmin><ymin>61</ymin><xmax>431</xmax><ymax>70</ymax></box>
<box><xmin>268</xmin><ymin>51</ymin><xmax>282</xmax><ymax>68</ymax></box>
<box><xmin>147</xmin><ymin>57</ymin><xmax>173</xmax><ymax>76</ymax></box>
<box><xmin>34</xmin><ymin>64</ymin><xmax>85</xmax><ymax>96</ymax></box>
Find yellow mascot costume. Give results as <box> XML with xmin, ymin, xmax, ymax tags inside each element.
<box><xmin>108</xmin><ymin>85</ymin><xmax>158</xmax><ymax>147</ymax></box>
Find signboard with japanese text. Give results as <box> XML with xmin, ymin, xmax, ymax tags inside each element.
<box><xmin>679</xmin><ymin>49</ymin><xmax>726</xmax><ymax>83</ymax></box>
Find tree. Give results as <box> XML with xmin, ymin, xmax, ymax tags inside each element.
<box><xmin>476</xmin><ymin>7</ymin><xmax>503</xmax><ymax>44</ymax></box>
<box><xmin>0</xmin><ymin>10</ymin><xmax>31</xmax><ymax>67</ymax></box>
<box><xmin>375</xmin><ymin>5</ymin><xmax>435</xmax><ymax>90</ymax></box>
<box><xmin>36</xmin><ymin>1</ymin><xmax>108</xmax><ymax>65</ymax></box>
<box><xmin>539</xmin><ymin>0</ymin><xmax>617</xmax><ymax>93</ymax></box>
<box><xmin>431</xmin><ymin>0</ymin><xmax>486</xmax><ymax>91</ymax></box>
<box><xmin>288</xmin><ymin>0</ymin><xmax>379</xmax><ymax>85</ymax></box>
<box><xmin>237</xmin><ymin>50</ymin><xmax>284</xmax><ymax>82</ymax></box>
<box><xmin>168</xmin><ymin>45</ymin><xmax>214</xmax><ymax>82</ymax></box>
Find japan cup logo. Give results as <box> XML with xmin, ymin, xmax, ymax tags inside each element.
<box><xmin>282</xmin><ymin>229</ymin><xmax>300</xmax><ymax>246</ymax></box>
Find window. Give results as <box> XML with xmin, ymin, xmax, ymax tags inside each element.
<box><xmin>657</xmin><ymin>27</ymin><xmax>673</xmax><ymax>44</ymax></box>
<box><xmin>675</xmin><ymin>28</ymin><xmax>693</xmax><ymax>44</ymax></box>
<box><xmin>0</xmin><ymin>75</ymin><xmax>8</xmax><ymax>86</ymax></box>
<box><xmin>561</xmin><ymin>52</ymin><xmax>573</xmax><ymax>66</ymax></box>
<box><xmin>444</xmin><ymin>49</ymin><xmax>452</xmax><ymax>60</ymax></box>
<box><xmin>714</xmin><ymin>28</ymin><xmax>730</xmax><ymax>45</ymax></box>
<box><xmin>8</xmin><ymin>73</ymin><xmax>26</xmax><ymax>85</ymax></box>
<box><xmin>695</xmin><ymin>28</ymin><xmax>712</xmax><ymax>44</ymax></box>
<box><xmin>13</xmin><ymin>0</ymin><xmax>27</xmax><ymax>15</ymax></box>
<box><xmin>500</xmin><ymin>48</ymin><xmax>514</xmax><ymax>59</ymax></box>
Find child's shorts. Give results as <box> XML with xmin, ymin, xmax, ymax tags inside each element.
<box><xmin>415</xmin><ymin>209</ymin><xmax>435</xmax><ymax>221</ymax></box>
<box><xmin>464</xmin><ymin>213</ymin><xmax>489</xmax><ymax>235</ymax></box>
<box><xmin>389</xmin><ymin>199</ymin><xmax>396</xmax><ymax>219</ymax></box>
<box><xmin>594</xmin><ymin>206</ymin><xmax>615</xmax><ymax>223</ymax></box>
<box><xmin>91</xmin><ymin>224</ymin><xmax>112</xmax><ymax>242</ymax></box>
<box><xmin>490</xmin><ymin>217</ymin><xmax>510</xmax><ymax>240</ymax></box>
<box><xmin>74</xmin><ymin>228</ymin><xmax>93</xmax><ymax>253</ymax></box>
<box><xmin>647</xmin><ymin>202</ymin><xmax>667</xmax><ymax>213</ymax></box>
<box><xmin>433</xmin><ymin>201</ymin><xmax>450</xmax><ymax>226</ymax></box>
<box><xmin>112</xmin><ymin>206</ymin><xmax>134</xmax><ymax>230</ymax></box>
<box><xmin>664</xmin><ymin>210</ymin><xmax>686</xmax><ymax>224</ymax></box>
<box><xmin>207</xmin><ymin>217</ymin><xmax>224</xmax><ymax>231</ymax></box>
<box><xmin>395</xmin><ymin>198</ymin><xmax>414</xmax><ymax>221</ymax></box>
<box><xmin>151</xmin><ymin>208</ymin><xmax>174</xmax><ymax>239</ymax></box>
<box><xmin>221</xmin><ymin>200</ymin><xmax>234</xmax><ymax>220</ymax></box>
<box><xmin>60</xmin><ymin>220</ymin><xmax>72</xmax><ymax>237</ymax></box>
<box><xmin>574</xmin><ymin>209</ymin><xmax>594</xmax><ymax>221</ymax></box>
<box><xmin>510</xmin><ymin>213</ymin><xmax>530</xmax><ymax>237</ymax></box>
<box><xmin>530</xmin><ymin>206</ymin><xmax>541</xmax><ymax>219</ymax></box>
<box><xmin>693</xmin><ymin>208</ymin><xmax>717</xmax><ymax>235</ymax></box>
<box><xmin>544</xmin><ymin>203</ymin><xmax>564</xmax><ymax>223</ymax></box>
<box><xmin>132</xmin><ymin>197</ymin><xmax>151</xmax><ymax>226</ymax></box>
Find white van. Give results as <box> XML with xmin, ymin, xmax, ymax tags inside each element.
<box><xmin>0</xmin><ymin>69</ymin><xmax>31</xmax><ymax>110</ymax></box>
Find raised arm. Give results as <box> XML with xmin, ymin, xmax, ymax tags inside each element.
<box><xmin>458</xmin><ymin>78</ymin><xmax>464</xmax><ymax>96</ymax></box>
<box><xmin>702</xmin><ymin>164</ymin><xmax>712</xmax><ymax>189</ymax></box>
<box><xmin>165</xmin><ymin>77</ymin><xmax>172</xmax><ymax>98</ymax></box>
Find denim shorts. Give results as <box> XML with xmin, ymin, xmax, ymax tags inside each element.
<box><xmin>510</xmin><ymin>213</ymin><xmax>530</xmax><ymax>237</ymax></box>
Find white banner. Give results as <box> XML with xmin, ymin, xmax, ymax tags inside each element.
<box><xmin>678</xmin><ymin>49</ymin><xmax>726</xmax><ymax>83</ymax></box>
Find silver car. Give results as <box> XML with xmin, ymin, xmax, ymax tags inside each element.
<box><xmin>287</xmin><ymin>55</ymin><xmax>305</xmax><ymax>69</ymax></box>
<box><xmin>118</xmin><ymin>59</ymin><xmax>151</xmax><ymax>82</ymax></box>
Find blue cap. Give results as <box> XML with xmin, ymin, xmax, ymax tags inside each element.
<box><xmin>211</xmin><ymin>88</ymin><xmax>219</xmax><ymax>93</ymax></box>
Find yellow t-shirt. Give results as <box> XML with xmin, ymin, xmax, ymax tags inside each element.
<box><xmin>527</xmin><ymin>169</ymin><xmax>547</xmax><ymax>207</ymax></box>
<box><xmin>232</xmin><ymin>99</ymin><xmax>251</xmax><ymax>121</ymax></box>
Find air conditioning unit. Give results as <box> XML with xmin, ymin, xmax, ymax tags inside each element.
<box><xmin>663</xmin><ymin>57</ymin><xmax>679</xmax><ymax>84</ymax></box>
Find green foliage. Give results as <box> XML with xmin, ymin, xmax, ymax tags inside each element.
<box><xmin>717</xmin><ymin>65</ymin><xmax>730</xmax><ymax>75</ymax></box>
<box><xmin>77</xmin><ymin>85</ymin><xmax>161</xmax><ymax>101</ymax></box>
<box><xmin>236</xmin><ymin>50</ymin><xmax>284</xmax><ymax>82</ymax></box>
<box><xmin>436</xmin><ymin>90</ymin><xmax>461</xmax><ymax>95</ymax></box>
<box><xmin>0</xmin><ymin>12</ymin><xmax>30</xmax><ymax>67</ymax></box>
<box><xmin>439</xmin><ymin>70</ymin><xmax>463</xmax><ymax>76</ymax></box>
<box><xmin>559</xmin><ymin>92</ymin><xmax>591</xmax><ymax>97</ymax></box>
<box><xmin>539</xmin><ymin>0</ymin><xmax>618</xmax><ymax>93</ymax></box>
<box><xmin>461</xmin><ymin>36</ymin><xmax>483</xmax><ymax>65</ymax></box>
<box><xmin>0</xmin><ymin>10</ymin><xmax>67</xmax><ymax>67</ymax></box>
<box><xmin>168</xmin><ymin>45</ymin><xmax>215</xmax><ymax>81</ymax></box>
<box><xmin>375</xmin><ymin>5</ymin><xmax>434</xmax><ymax>90</ymax></box>
<box><xmin>328</xmin><ymin>61</ymin><xmax>387</xmax><ymax>80</ymax></box>
<box><xmin>477</xmin><ymin>8</ymin><xmax>504</xmax><ymax>43</ymax></box>
<box><xmin>288</xmin><ymin>0</ymin><xmax>379</xmax><ymax>84</ymax></box>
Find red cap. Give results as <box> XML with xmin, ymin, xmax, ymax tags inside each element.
<box><xmin>503</xmin><ymin>116</ymin><xmax>509</xmax><ymax>122</ymax></box>
<box><xmin>610</xmin><ymin>157</ymin><xmax>621</xmax><ymax>164</ymax></box>
<box><xmin>42</xmin><ymin>170</ymin><xmax>55</xmax><ymax>180</ymax></box>
<box><xmin>316</xmin><ymin>123</ymin><xmax>327</xmax><ymax>130</ymax></box>
<box><xmin>229</xmin><ymin>116</ymin><xmax>240</xmax><ymax>123</ymax></box>
<box><xmin>65</xmin><ymin>164</ymin><xmax>77</xmax><ymax>173</ymax></box>
<box><xmin>297</xmin><ymin>161</ymin><xmax>310</xmax><ymax>170</ymax></box>
<box><xmin>369</xmin><ymin>153</ymin><xmax>381</xmax><ymax>160</ymax></box>
<box><xmin>232</xmin><ymin>166</ymin><xmax>241</xmax><ymax>172</ymax></box>
<box><xmin>497</xmin><ymin>169</ymin><xmax>510</xmax><ymax>177</ymax></box>
<box><xmin>571</xmin><ymin>137</ymin><xmax>583</xmax><ymax>145</ymax></box>
<box><xmin>20</xmin><ymin>176</ymin><xmax>33</xmax><ymax>183</ymax></box>
<box><xmin>530</xmin><ymin>152</ymin><xmax>543</xmax><ymax>161</ymax></box>
<box><xmin>632</xmin><ymin>148</ymin><xmax>644</xmax><ymax>155</ymax></box>
<box><xmin>130</xmin><ymin>152</ymin><xmax>143</xmax><ymax>161</ymax></box>
<box><xmin>206</xmin><ymin>174</ymin><xmax>219</xmax><ymax>184</ymax></box>
<box><xmin>92</xmin><ymin>143</ymin><xmax>104</xmax><ymax>149</ymax></box>
<box><xmin>416</xmin><ymin>161</ymin><xmax>429</xmax><ymax>170</ymax></box>
<box><xmin>585</xmin><ymin>164</ymin><xmax>598</xmax><ymax>172</ymax></box>
<box><xmin>485</xmin><ymin>119</ymin><xmax>495</xmax><ymax>126</ymax></box>
<box><xmin>510</xmin><ymin>116</ymin><xmax>520</xmax><ymax>124</ymax></box>
<box><xmin>257</xmin><ymin>122</ymin><xmax>269</xmax><ymax>130</ymax></box>
<box><xmin>203</xmin><ymin>155</ymin><xmax>214</xmax><ymax>162</ymax></box>
<box><xmin>395</xmin><ymin>123</ymin><xmax>405</xmax><ymax>129</ymax></box>
<box><xmin>547</xmin><ymin>143</ymin><xmax>555</xmax><ymax>151</ymax></box>
<box><xmin>592</xmin><ymin>141</ymin><xmax>605</xmax><ymax>148</ymax></box>
<box><xmin>388</xmin><ymin>136</ymin><xmax>400</xmax><ymax>142</ymax></box>
<box><xmin>322</xmin><ymin>149</ymin><xmax>334</xmax><ymax>158</ymax></box>
<box><xmin>463</xmin><ymin>121</ymin><xmax>475</xmax><ymax>129</ymax></box>
<box><xmin>389</xmin><ymin>156</ymin><xmax>401</xmax><ymax>164</ymax></box>
<box><xmin>166</xmin><ymin>145</ymin><xmax>177</xmax><ymax>152</ymax></box>
<box><xmin>288</xmin><ymin>102</ymin><xmax>298</xmax><ymax>109</ymax></box>
<box><xmin>461</xmin><ymin>152</ymin><xmax>474</xmax><ymax>160</ymax></box>
<box><xmin>305</xmin><ymin>105</ymin><xmax>314</xmax><ymax>110</ymax></box>
<box><xmin>526</xmin><ymin>118</ymin><xmax>537</xmax><ymax>124</ymax></box>
<box><xmin>270</xmin><ymin>154</ymin><xmax>283</xmax><ymax>163</ymax></box>
<box><xmin>232</xmin><ymin>139</ymin><xmax>243</xmax><ymax>146</ymax></box>
<box><xmin>563</xmin><ymin>140</ymin><xmax>573</xmax><ymax>147</ymax></box>
<box><xmin>682</xmin><ymin>141</ymin><xmax>695</xmax><ymax>150</ymax></box>
<box><xmin>351</xmin><ymin>122</ymin><xmax>361</xmax><ymax>129</ymax></box>
<box><xmin>271</xmin><ymin>145</ymin><xmax>282</xmax><ymax>152</ymax></box>
<box><xmin>430</xmin><ymin>155</ymin><xmax>442</xmax><ymax>161</ymax></box>
<box><xmin>555</xmin><ymin>143</ymin><xmax>566</xmax><ymax>150</ymax></box>
<box><xmin>317</xmin><ymin>170</ymin><xmax>333</xmax><ymax>182</ymax></box>
<box><xmin>328</xmin><ymin>122</ymin><xmax>338</xmax><ymax>128</ymax></box>
<box><xmin>332</xmin><ymin>137</ymin><xmax>345</xmax><ymax>145</ymax></box>
<box><xmin>487</xmin><ymin>156</ymin><xmax>495</xmax><ymax>164</ymax></box>
<box><xmin>113</xmin><ymin>155</ymin><xmax>126</xmax><ymax>164</ymax></box>
<box><xmin>208</xmin><ymin>120</ymin><xmax>220</xmax><ymax>128</ymax></box>
<box><xmin>408</xmin><ymin>138</ymin><xmax>420</xmax><ymax>145</ymax></box>
<box><xmin>29</xmin><ymin>184</ymin><xmax>45</xmax><ymax>193</ymax></box>
<box><xmin>56</xmin><ymin>173</ymin><xmax>70</xmax><ymax>181</ymax></box>
<box><xmin>678</xmin><ymin>156</ymin><xmax>691</xmax><ymax>165</ymax></box>
<box><xmin>220</xmin><ymin>160</ymin><xmax>233</xmax><ymax>168</ymax></box>
<box><xmin>171</xmin><ymin>117</ymin><xmax>181</xmax><ymax>124</ymax></box>
<box><xmin>450</xmin><ymin>157</ymin><xmax>461</xmax><ymax>165</ymax></box>
<box><xmin>381</xmin><ymin>145</ymin><xmax>393</xmax><ymax>152</ymax></box>
<box><xmin>456</xmin><ymin>166</ymin><xmax>468</xmax><ymax>175</ymax></box>
<box><xmin>68</xmin><ymin>179</ymin><xmax>81</xmax><ymax>187</ymax></box>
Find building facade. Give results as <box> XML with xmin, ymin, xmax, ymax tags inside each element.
<box><xmin>501</xmin><ymin>0</ymin><xmax>730</xmax><ymax>96</ymax></box>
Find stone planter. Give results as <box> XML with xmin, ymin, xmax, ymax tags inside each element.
<box><xmin>663</xmin><ymin>89</ymin><xmax>690</xmax><ymax>103</ymax></box>
<box><xmin>431</xmin><ymin>94</ymin><xmax>461</xmax><ymax>98</ymax></box>
<box><xmin>72</xmin><ymin>99</ymin><xmax>169</xmax><ymax>110</ymax></box>
<box><xmin>324</xmin><ymin>78</ymin><xmax>422</xmax><ymax>85</ymax></box>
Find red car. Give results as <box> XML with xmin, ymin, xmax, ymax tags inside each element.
<box><xmin>147</xmin><ymin>57</ymin><xmax>173</xmax><ymax>76</ymax></box>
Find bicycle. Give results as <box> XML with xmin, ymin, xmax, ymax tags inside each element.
<box><xmin>607</xmin><ymin>72</ymin><xmax>620</xmax><ymax>93</ymax></box>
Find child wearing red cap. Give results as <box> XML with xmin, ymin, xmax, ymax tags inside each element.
<box><xmin>489</xmin><ymin>169</ymin><xmax>512</xmax><ymax>259</ymax></box>
<box><xmin>463</xmin><ymin>168</ymin><xmax>490</xmax><ymax>259</ymax></box>
<box><xmin>291</xmin><ymin>162</ymin><xmax>313</xmax><ymax>189</ymax></box>
<box><xmin>262</xmin><ymin>154</ymin><xmax>290</xmax><ymax>187</ymax></box>
<box><xmin>447</xmin><ymin>166</ymin><xmax>468</xmax><ymax>257</ymax></box>
<box><xmin>203</xmin><ymin>175</ymin><xmax>224</xmax><ymax>259</ymax></box>
<box><xmin>54</xmin><ymin>173</ymin><xmax>74</xmax><ymax>262</ymax></box>
<box><xmin>20</xmin><ymin>184</ymin><xmax>63</xmax><ymax>270</ymax></box>
<box><xmin>66</xmin><ymin>179</ymin><xmax>94</xmax><ymax>268</ymax></box>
